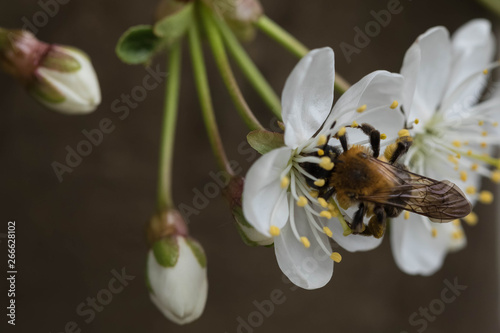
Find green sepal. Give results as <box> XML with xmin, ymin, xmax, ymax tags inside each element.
<box><xmin>247</xmin><ymin>130</ymin><xmax>285</xmax><ymax>154</ymax></box>
<box><xmin>116</xmin><ymin>25</ymin><xmax>162</xmax><ymax>65</ymax></box>
<box><xmin>29</xmin><ymin>75</ymin><xmax>65</xmax><ymax>104</ymax></box>
<box><xmin>152</xmin><ymin>237</ymin><xmax>179</xmax><ymax>268</ymax></box>
<box><xmin>153</xmin><ymin>2</ymin><xmax>194</xmax><ymax>46</ymax></box>
<box><xmin>41</xmin><ymin>48</ymin><xmax>81</xmax><ymax>72</ymax></box>
<box><xmin>185</xmin><ymin>237</ymin><xmax>207</xmax><ymax>268</ymax></box>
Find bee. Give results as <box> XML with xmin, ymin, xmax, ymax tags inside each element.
<box><xmin>302</xmin><ymin>123</ymin><xmax>472</xmax><ymax>238</ymax></box>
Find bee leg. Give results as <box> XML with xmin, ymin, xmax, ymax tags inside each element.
<box><xmin>367</xmin><ymin>206</ymin><xmax>386</xmax><ymax>238</ymax></box>
<box><xmin>359</xmin><ymin>123</ymin><xmax>381</xmax><ymax>158</ymax></box>
<box><xmin>351</xmin><ymin>203</ymin><xmax>366</xmax><ymax>233</ymax></box>
<box><xmin>389</xmin><ymin>136</ymin><xmax>412</xmax><ymax>164</ymax></box>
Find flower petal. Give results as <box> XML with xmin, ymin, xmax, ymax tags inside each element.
<box><xmin>282</xmin><ymin>47</ymin><xmax>335</xmax><ymax>148</ymax></box>
<box><xmin>274</xmin><ymin>206</ymin><xmax>333</xmax><ymax>290</ymax></box>
<box><xmin>441</xmin><ymin>19</ymin><xmax>495</xmax><ymax>112</ymax></box>
<box><xmin>400</xmin><ymin>42</ymin><xmax>422</xmax><ymax>121</ymax></box>
<box><xmin>325</xmin><ymin>216</ymin><xmax>383</xmax><ymax>252</ymax></box>
<box><xmin>391</xmin><ymin>214</ymin><xmax>456</xmax><ymax>276</ymax></box>
<box><xmin>242</xmin><ymin>147</ymin><xmax>292</xmax><ymax>236</ymax></box>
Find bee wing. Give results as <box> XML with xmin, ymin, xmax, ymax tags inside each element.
<box><xmin>359</xmin><ymin>159</ymin><xmax>472</xmax><ymax>222</ymax></box>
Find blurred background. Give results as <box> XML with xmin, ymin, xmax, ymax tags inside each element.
<box><xmin>0</xmin><ymin>0</ymin><xmax>499</xmax><ymax>332</ymax></box>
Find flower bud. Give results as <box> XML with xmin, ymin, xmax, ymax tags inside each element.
<box><xmin>224</xmin><ymin>176</ymin><xmax>273</xmax><ymax>246</ymax></box>
<box><xmin>0</xmin><ymin>29</ymin><xmax>101</xmax><ymax>114</ymax></box>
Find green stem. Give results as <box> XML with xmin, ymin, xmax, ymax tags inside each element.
<box><xmin>477</xmin><ymin>0</ymin><xmax>500</xmax><ymax>16</ymax></box>
<box><xmin>188</xmin><ymin>18</ymin><xmax>234</xmax><ymax>175</ymax></box>
<box><xmin>199</xmin><ymin>3</ymin><xmax>264</xmax><ymax>131</ymax></box>
<box><xmin>255</xmin><ymin>15</ymin><xmax>350</xmax><ymax>94</ymax></box>
<box><xmin>157</xmin><ymin>41</ymin><xmax>182</xmax><ymax>212</ymax></box>
<box><xmin>213</xmin><ymin>15</ymin><xmax>282</xmax><ymax>120</ymax></box>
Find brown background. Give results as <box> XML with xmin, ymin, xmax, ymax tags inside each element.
<box><xmin>0</xmin><ymin>0</ymin><xmax>499</xmax><ymax>332</ymax></box>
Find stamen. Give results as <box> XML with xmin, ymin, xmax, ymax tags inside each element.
<box><xmin>352</xmin><ymin>121</ymin><xmax>359</xmax><ymax>128</ymax></box>
<box><xmin>380</xmin><ymin>133</ymin><xmax>387</xmax><ymax>140</ymax></box>
<box><xmin>431</xmin><ymin>228</ymin><xmax>438</xmax><ymax>238</ymax></box>
<box><xmin>269</xmin><ymin>226</ymin><xmax>280</xmax><ymax>236</ymax></box>
<box><xmin>404</xmin><ymin>211</ymin><xmax>410</xmax><ymax>220</ymax></box>
<box><xmin>452</xmin><ymin>230</ymin><xmax>463</xmax><ymax>239</ymax></box>
<box><xmin>478</xmin><ymin>120</ymin><xmax>484</xmax><ymax>126</ymax></box>
<box><xmin>414</xmin><ymin>118</ymin><xmax>420</xmax><ymax>124</ymax></box>
<box><xmin>452</xmin><ymin>140</ymin><xmax>462</xmax><ymax>148</ymax></box>
<box><xmin>300</xmin><ymin>236</ymin><xmax>311</xmax><ymax>248</ymax></box>
<box><xmin>323</xmin><ymin>226</ymin><xmax>333</xmax><ymax>238</ymax></box>
<box><xmin>481</xmin><ymin>142</ymin><xmax>487</xmax><ymax>148</ymax></box>
<box><xmin>466</xmin><ymin>186</ymin><xmax>476</xmax><ymax>195</ymax></box>
<box><xmin>281</xmin><ymin>176</ymin><xmax>290</xmax><ymax>189</ymax></box>
<box><xmin>317</xmin><ymin>135</ymin><xmax>328</xmax><ymax>146</ymax></box>
<box><xmin>464</xmin><ymin>212</ymin><xmax>478</xmax><ymax>226</ymax></box>
<box><xmin>317</xmin><ymin>197</ymin><xmax>328</xmax><ymax>208</ymax></box>
<box><xmin>390</xmin><ymin>100</ymin><xmax>399</xmax><ymax>109</ymax></box>
<box><xmin>314</xmin><ymin>179</ymin><xmax>326</xmax><ymax>187</ymax></box>
<box><xmin>494</xmin><ymin>122</ymin><xmax>499</xmax><ymax>127</ymax></box>
<box><xmin>330</xmin><ymin>252</ymin><xmax>342</xmax><ymax>263</ymax></box>
<box><xmin>356</xmin><ymin>104</ymin><xmax>367</xmax><ymax>113</ymax></box>
<box><xmin>479</xmin><ymin>191</ymin><xmax>493</xmax><ymax>204</ymax></box>
<box><xmin>492</xmin><ymin>170</ymin><xmax>500</xmax><ymax>183</ymax></box>
<box><xmin>398</xmin><ymin>129</ymin><xmax>410</xmax><ymax>137</ymax></box>
<box><xmin>320</xmin><ymin>211</ymin><xmax>332</xmax><ymax>219</ymax></box>
<box><xmin>337</xmin><ymin>127</ymin><xmax>346</xmax><ymax>137</ymax></box>
<box><xmin>483</xmin><ymin>69</ymin><xmax>489</xmax><ymax>75</ymax></box>
<box><xmin>319</xmin><ymin>157</ymin><xmax>334</xmax><ymax>171</ymax></box>
<box><xmin>317</xmin><ymin>149</ymin><xmax>325</xmax><ymax>156</ymax></box>
<box><xmin>460</xmin><ymin>171</ymin><xmax>468</xmax><ymax>182</ymax></box>
<box><xmin>452</xmin><ymin>219</ymin><xmax>460</xmax><ymax>226</ymax></box>
<box><xmin>471</xmin><ymin>164</ymin><xmax>479</xmax><ymax>171</ymax></box>
<box><xmin>297</xmin><ymin>196</ymin><xmax>308</xmax><ymax>207</ymax></box>
<box><xmin>309</xmin><ymin>190</ymin><xmax>319</xmax><ymax>198</ymax></box>
<box><xmin>482</xmin><ymin>131</ymin><xmax>488</xmax><ymax>137</ymax></box>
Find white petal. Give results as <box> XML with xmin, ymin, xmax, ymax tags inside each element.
<box><xmin>402</xmin><ymin>27</ymin><xmax>452</xmax><ymax>119</ymax></box>
<box><xmin>326</xmin><ymin>71</ymin><xmax>404</xmax><ymax>134</ymax></box>
<box><xmin>242</xmin><ymin>147</ymin><xmax>292</xmax><ymax>236</ymax></box>
<box><xmin>391</xmin><ymin>214</ymin><xmax>452</xmax><ymax>276</ymax></box>
<box><xmin>326</xmin><ymin>217</ymin><xmax>383</xmax><ymax>252</ymax></box>
<box><xmin>282</xmin><ymin>48</ymin><xmax>335</xmax><ymax>148</ymax></box>
<box><xmin>400</xmin><ymin>42</ymin><xmax>423</xmax><ymax>121</ymax></box>
<box><xmin>148</xmin><ymin>237</ymin><xmax>208</xmax><ymax>325</ymax></box>
<box><xmin>274</xmin><ymin>204</ymin><xmax>333</xmax><ymax>290</ymax></box>
<box><xmin>441</xmin><ymin>19</ymin><xmax>495</xmax><ymax>112</ymax></box>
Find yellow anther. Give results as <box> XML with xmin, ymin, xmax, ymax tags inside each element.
<box><xmin>390</xmin><ymin>100</ymin><xmax>399</xmax><ymax>109</ymax></box>
<box><xmin>448</xmin><ymin>155</ymin><xmax>459</xmax><ymax>165</ymax></box>
<box><xmin>471</xmin><ymin>163</ymin><xmax>479</xmax><ymax>171</ymax></box>
<box><xmin>492</xmin><ymin>170</ymin><xmax>500</xmax><ymax>183</ymax></box>
<box><xmin>456</xmin><ymin>153</ymin><xmax>461</xmax><ymax>159</ymax></box>
<box><xmin>319</xmin><ymin>157</ymin><xmax>334</xmax><ymax>171</ymax></box>
<box><xmin>464</xmin><ymin>212</ymin><xmax>478</xmax><ymax>226</ymax></box>
<box><xmin>414</xmin><ymin>118</ymin><xmax>420</xmax><ymax>125</ymax></box>
<box><xmin>269</xmin><ymin>226</ymin><xmax>280</xmax><ymax>236</ymax></box>
<box><xmin>317</xmin><ymin>135</ymin><xmax>327</xmax><ymax>146</ymax></box>
<box><xmin>380</xmin><ymin>133</ymin><xmax>387</xmax><ymax>140</ymax></box>
<box><xmin>318</xmin><ymin>197</ymin><xmax>328</xmax><ymax>208</ymax></box>
<box><xmin>452</xmin><ymin>230</ymin><xmax>463</xmax><ymax>240</ymax></box>
<box><xmin>466</xmin><ymin>150</ymin><xmax>472</xmax><ymax>156</ymax></box>
<box><xmin>460</xmin><ymin>171</ymin><xmax>468</xmax><ymax>182</ymax></box>
<box><xmin>404</xmin><ymin>211</ymin><xmax>410</xmax><ymax>220</ymax></box>
<box><xmin>337</xmin><ymin>127</ymin><xmax>346</xmax><ymax>137</ymax></box>
<box><xmin>452</xmin><ymin>219</ymin><xmax>460</xmax><ymax>226</ymax></box>
<box><xmin>464</xmin><ymin>141</ymin><xmax>469</xmax><ymax>145</ymax></box>
<box><xmin>314</xmin><ymin>179</ymin><xmax>326</xmax><ymax>187</ymax></box>
<box><xmin>452</xmin><ymin>140</ymin><xmax>462</xmax><ymax>148</ymax></box>
<box><xmin>493</xmin><ymin>122</ymin><xmax>499</xmax><ymax>127</ymax></box>
<box><xmin>398</xmin><ymin>129</ymin><xmax>410</xmax><ymax>137</ymax></box>
<box><xmin>320</xmin><ymin>211</ymin><xmax>332</xmax><ymax>219</ymax></box>
<box><xmin>481</xmin><ymin>142</ymin><xmax>487</xmax><ymax>148</ymax></box>
<box><xmin>327</xmin><ymin>203</ymin><xmax>336</xmax><ymax>212</ymax></box>
<box><xmin>297</xmin><ymin>196</ymin><xmax>308</xmax><ymax>207</ymax></box>
<box><xmin>466</xmin><ymin>186</ymin><xmax>477</xmax><ymax>195</ymax></box>
<box><xmin>323</xmin><ymin>226</ymin><xmax>333</xmax><ymax>238</ymax></box>
<box><xmin>309</xmin><ymin>191</ymin><xmax>319</xmax><ymax>198</ymax></box>
<box><xmin>330</xmin><ymin>252</ymin><xmax>342</xmax><ymax>263</ymax></box>
<box><xmin>431</xmin><ymin>228</ymin><xmax>438</xmax><ymax>238</ymax></box>
<box><xmin>483</xmin><ymin>69</ymin><xmax>489</xmax><ymax>75</ymax></box>
<box><xmin>478</xmin><ymin>120</ymin><xmax>485</xmax><ymax>126</ymax></box>
<box><xmin>300</xmin><ymin>236</ymin><xmax>311</xmax><ymax>248</ymax></box>
<box><xmin>479</xmin><ymin>191</ymin><xmax>494</xmax><ymax>204</ymax></box>
<box><xmin>482</xmin><ymin>131</ymin><xmax>488</xmax><ymax>137</ymax></box>
<box><xmin>352</xmin><ymin>121</ymin><xmax>359</xmax><ymax>128</ymax></box>
<box><xmin>317</xmin><ymin>149</ymin><xmax>325</xmax><ymax>156</ymax></box>
<box><xmin>357</xmin><ymin>104</ymin><xmax>367</xmax><ymax>113</ymax></box>
<box><xmin>280</xmin><ymin>176</ymin><xmax>290</xmax><ymax>189</ymax></box>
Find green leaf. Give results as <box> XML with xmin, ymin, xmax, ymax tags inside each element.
<box><xmin>116</xmin><ymin>25</ymin><xmax>162</xmax><ymax>65</ymax></box>
<box><xmin>185</xmin><ymin>237</ymin><xmax>207</xmax><ymax>268</ymax></box>
<box><xmin>154</xmin><ymin>2</ymin><xmax>194</xmax><ymax>46</ymax></box>
<box><xmin>247</xmin><ymin>130</ymin><xmax>285</xmax><ymax>154</ymax></box>
<box><xmin>152</xmin><ymin>237</ymin><xmax>179</xmax><ymax>268</ymax></box>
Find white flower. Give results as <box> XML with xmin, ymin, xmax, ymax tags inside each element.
<box><xmin>243</xmin><ymin>47</ymin><xmax>406</xmax><ymax>289</ymax></box>
<box><xmin>392</xmin><ymin>19</ymin><xmax>500</xmax><ymax>276</ymax></box>
<box><xmin>147</xmin><ymin>235</ymin><xmax>208</xmax><ymax>325</ymax></box>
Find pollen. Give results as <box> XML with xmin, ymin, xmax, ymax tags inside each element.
<box><xmin>431</xmin><ymin>228</ymin><xmax>438</xmax><ymax>238</ymax></box>
<box><xmin>357</xmin><ymin>104</ymin><xmax>367</xmax><ymax>113</ymax></box>
<box><xmin>471</xmin><ymin>163</ymin><xmax>479</xmax><ymax>171</ymax></box>
<box><xmin>318</xmin><ymin>197</ymin><xmax>328</xmax><ymax>208</ymax></box>
<box><xmin>478</xmin><ymin>120</ymin><xmax>485</xmax><ymax>126</ymax></box>
<box><xmin>448</xmin><ymin>155</ymin><xmax>459</xmax><ymax>165</ymax></box>
<box><xmin>479</xmin><ymin>191</ymin><xmax>494</xmax><ymax>204</ymax></box>
<box><xmin>493</xmin><ymin>122</ymin><xmax>499</xmax><ymax>127</ymax></box>
<box><xmin>330</xmin><ymin>252</ymin><xmax>342</xmax><ymax>263</ymax></box>
<box><xmin>464</xmin><ymin>212</ymin><xmax>478</xmax><ymax>226</ymax></box>
<box><xmin>320</xmin><ymin>211</ymin><xmax>332</xmax><ymax>219</ymax></box>
<box><xmin>317</xmin><ymin>135</ymin><xmax>327</xmax><ymax>146</ymax></box>
<box><xmin>280</xmin><ymin>176</ymin><xmax>290</xmax><ymax>189</ymax></box>
<box><xmin>317</xmin><ymin>149</ymin><xmax>325</xmax><ymax>156</ymax></box>
<box><xmin>483</xmin><ymin>69</ymin><xmax>489</xmax><ymax>75</ymax></box>
<box><xmin>319</xmin><ymin>157</ymin><xmax>334</xmax><ymax>171</ymax></box>
<box><xmin>380</xmin><ymin>133</ymin><xmax>387</xmax><ymax>140</ymax></box>
<box><xmin>492</xmin><ymin>170</ymin><xmax>500</xmax><ymax>183</ymax></box>
<box><xmin>323</xmin><ymin>226</ymin><xmax>333</xmax><ymax>238</ymax></box>
<box><xmin>460</xmin><ymin>171</ymin><xmax>468</xmax><ymax>182</ymax></box>
<box><xmin>482</xmin><ymin>131</ymin><xmax>488</xmax><ymax>137</ymax></box>
<box><xmin>337</xmin><ymin>127</ymin><xmax>347</xmax><ymax>137</ymax></box>
<box><xmin>452</xmin><ymin>230</ymin><xmax>463</xmax><ymax>240</ymax></box>
<box><xmin>309</xmin><ymin>190</ymin><xmax>319</xmax><ymax>198</ymax></box>
<box><xmin>452</xmin><ymin>140</ymin><xmax>462</xmax><ymax>148</ymax></box>
<box><xmin>466</xmin><ymin>150</ymin><xmax>472</xmax><ymax>156</ymax></box>
<box><xmin>481</xmin><ymin>142</ymin><xmax>487</xmax><ymax>148</ymax></box>
<box><xmin>300</xmin><ymin>236</ymin><xmax>311</xmax><ymax>248</ymax></box>
<box><xmin>297</xmin><ymin>196</ymin><xmax>308</xmax><ymax>207</ymax></box>
<box><xmin>398</xmin><ymin>129</ymin><xmax>410</xmax><ymax>137</ymax></box>
<box><xmin>352</xmin><ymin>121</ymin><xmax>359</xmax><ymax>128</ymax></box>
<box><xmin>404</xmin><ymin>211</ymin><xmax>410</xmax><ymax>220</ymax></box>
<box><xmin>314</xmin><ymin>179</ymin><xmax>326</xmax><ymax>187</ymax></box>
<box><xmin>390</xmin><ymin>100</ymin><xmax>399</xmax><ymax>109</ymax></box>
<box><xmin>466</xmin><ymin>186</ymin><xmax>476</xmax><ymax>195</ymax></box>
<box><xmin>269</xmin><ymin>226</ymin><xmax>280</xmax><ymax>236</ymax></box>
